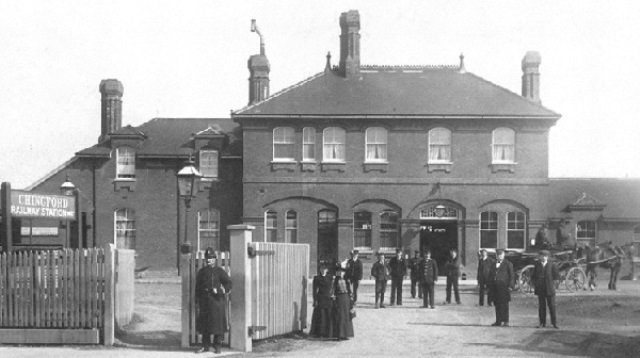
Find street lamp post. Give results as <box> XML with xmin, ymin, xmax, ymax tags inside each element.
<box><xmin>176</xmin><ymin>157</ymin><xmax>202</xmax><ymax>255</ymax></box>
<box><xmin>60</xmin><ymin>174</ymin><xmax>76</xmax><ymax>248</ymax></box>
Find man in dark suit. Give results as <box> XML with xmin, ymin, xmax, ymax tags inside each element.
<box><xmin>419</xmin><ymin>250</ymin><xmax>438</xmax><ymax>309</ymax></box>
<box><xmin>445</xmin><ymin>249</ymin><xmax>462</xmax><ymax>304</ymax></box>
<box><xmin>408</xmin><ymin>250</ymin><xmax>423</xmax><ymax>299</ymax></box>
<box><xmin>371</xmin><ymin>252</ymin><xmax>389</xmax><ymax>309</ymax></box>
<box><xmin>389</xmin><ymin>248</ymin><xmax>407</xmax><ymax>306</ymax></box>
<box><xmin>489</xmin><ymin>249</ymin><xmax>515</xmax><ymax>326</ymax></box>
<box><xmin>532</xmin><ymin>250</ymin><xmax>560</xmax><ymax>329</ymax></box>
<box><xmin>477</xmin><ymin>249</ymin><xmax>494</xmax><ymax>306</ymax></box>
<box><xmin>345</xmin><ymin>250</ymin><xmax>363</xmax><ymax>304</ymax></box>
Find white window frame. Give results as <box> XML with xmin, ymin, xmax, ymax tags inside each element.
<box><xmin>322</xmin><ymin>127</ymin><xmax>346</xmax><ymax>162</ymax></box>
<box><xmin>199</xmin><ymin>150</ymin><xmax>219</xmax><ymax>179</ymax></box>
<box><xmin>428</xmin><ymin>127</ymin><xmax>452</xmax><ymax>163</ymax></box>
<box><xmin>273</xmin><ymin>127</ymin><xmax>295</xmax><ymax>162</ymax></box>
<box><xmin>198</xmin><ymin>209</ymin><xmax>220</xmax><ymax>252</ymax></box>
<box><xmin>265</xmin><ymin>210</ymin><xmax>277</xmax><ymax>242</ymax></box>
<box><xmin>480</xmin><ymin>211</ymin><xmax>498</xmax><ymax>250</ymax></box>
<box><xmin>302</xmin><ymin>127</ymin><xmax>316</xmax><ymax>162</ymax></box>
<box><xmin>114</xmin><ymin>208</ymin><xmax>135</xmax><ymax>249</ymax></box>
<box><xmin>506</xmin><ymin>211</ymin><xmax>526</xmax><ymax>251</ymax></box>
<box><xmin>116</xmin><ymin>147</ymin><xmax>136</xmax><ymax>179</ymax></box>
<box><xmin>492</xmin><ymin>128</ymin><xmax>516</xmax><ymax>164</ymax></box>
<box><xmin>379</xmin><ymin>210</ymin><xmax>399</xmax><ymax>251</ymax></box>
<box><xmin>365</xmin><ymin>127</ymin><xmax>388</xmax><ymax>163</ymax></box>
<box><xmin>353</xmin><ymin>211</ymin><xmax>372</xmax><ymax>251</ymax></box>
<box><xmin>285</xmin><ymin>210</ymin><xmax>298</xmax><ymax>243</ymax></box>
<box><xmin>576</xmin><ymin>220</ymin><xmax>597</xmax><ymax>247</ymax></box>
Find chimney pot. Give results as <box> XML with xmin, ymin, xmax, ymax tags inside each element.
<box><xmin>339</xmin><ymin>10</ymin><xmax>361</xmax><ymax>78</ymax></box>
<box><xmin>248</xmin><ymin>20</ymin><xmax>270</xmax><ymax>105</ymax></box>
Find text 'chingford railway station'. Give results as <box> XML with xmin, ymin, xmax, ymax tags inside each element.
<box><xmin>9</xmin><ymin>191</ymin><xmax>76</xmax><ymax>220</ymax></box>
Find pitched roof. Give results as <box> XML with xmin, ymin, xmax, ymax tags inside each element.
<box><xmin>76</xmin><ymin>118</ymin><xmax>241</xmax><ymax>158</ymax></box>
<box><xmin>233</xmin><ymin>66</ymin><xmax>560</xmax><ymax>118</ymax></box>
<box><xmin>548</xmin><ymin>178</ymin><xmax>640</xmax><ymax>220</ymax></box>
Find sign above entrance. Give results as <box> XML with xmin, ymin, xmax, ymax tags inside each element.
<box><xmin>420</xmin><ymin>205</ymin><xmax>458</xmax><ymax>220</ymax></box>
<box><xmin>10</xmin><ymin>191</ymin><xmax>76</xmax><ymax>221</ymax></box>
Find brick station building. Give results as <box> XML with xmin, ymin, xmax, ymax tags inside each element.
<box><xmin>4</xmin><ymin>10</ymin><xmax>640</xmax><ymax>276</ymax></box>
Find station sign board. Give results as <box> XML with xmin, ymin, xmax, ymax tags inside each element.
<box><xmin>10</xmin><ymin>191</ymin><xmax>76</xmax><ymax>221</ymax></box>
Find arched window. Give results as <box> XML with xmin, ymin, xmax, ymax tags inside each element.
<box><xmin>116</xmin><ymin>147</ymin><xmax>136</xmax><ymax>178</ymax></box>
<box><xmin>353</xmin><ymin>211</ymin><xmax>372</xmax><ymax>250</ymax></box>
<box><xmin>507</xmin><ymin>212</ymin><xmax>526</xmax><ymax>249</ymax></box>
<box><xmin>265</xmin><ymin>210</ymin><xmax>278</xmax><ymax>242</ymax></box>
<box><xmin>285</xmin><ymin>210</ymin><xmax>298</xmax><ymax>243</ymax></box>
<box><xmin>428</xmin><ymin>128</ymin><xmax>451</xmax><ymax>163</ymax></box>
<box><xmin>114</xmin><ymin>208</ymin><xmax>135</xmax><ymax>249</ymax></box>
<box><xmin>198</xmin><ymin>209</ymin><xmax>220</xmax><ymax>251</ymax></box>
<box><xmin>480</xmin><ymin>211</ymin><xmax>498</xmax><ymax>249</ymax></box>
<box><xmin>365</xmin><ymin>127</ymin><xmax>387</xmax><ymax>162</ymax></box>
<box><xmin>273</xmin><ymin>127</ymin><xmax>295</xmax><ymax>161</ymax></box>
<box><xmin>380</xmin><ymin>211</ymin><xmax>399</xmax><ymax>250</ymax></box>
<box><xmin>302</xmin><ymin>127</ymin><xmax>316</xmax><ymax>161</ymax></box>
<box><xmin>577</xmin><ymin>220</ymin><xmax>596</xmax><ymax>246</ymax></box>
<box><xmin>492</xmin><ymin>128</ymin><xmax>515</xmax><ymax>163</ymax></box>
<box><xmin>323</xmin><ymin>127</ymin><xmax>345</xmax><ymax>162</ymax></box>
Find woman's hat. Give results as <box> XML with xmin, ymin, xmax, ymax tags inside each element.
<box><xmin>204</xmin><ymin>248</ymin><xmax>217</xmax><ymax>259</ymax></box>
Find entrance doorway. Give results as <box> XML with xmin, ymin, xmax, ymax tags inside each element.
<box><xmin>317</xmin><ymin>210</ymin><xmax>338</xmax><ymax>273</ymax></box>
<box><xmin>420</xmin><ymin>220</ymin><xmax>458</xmax><ymax>275</ymax></box>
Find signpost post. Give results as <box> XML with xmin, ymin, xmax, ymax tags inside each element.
<box><xmin>1</xmin><ymin>182</ymin><xmax>13</xmax><ymax>252</ymax></box>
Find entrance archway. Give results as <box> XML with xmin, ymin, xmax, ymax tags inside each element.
<box><xmin>418</xmin><ymin>204</ymin><xmax>460</xmax><ymax>275</ymax></box>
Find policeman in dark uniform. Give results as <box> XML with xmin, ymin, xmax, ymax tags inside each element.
<box><xmin>195</xmin><ymin>248</ymin><xmax>232</xmax><ymax>354</ymax></box>
<box><xmin>408</xmin><ymin>250</ymin><xmax>423</xmax><ymax>299</ymax></box>
<box><xmin>389</xmin><ymin>248</ymin><xmax>407</xmax><ymax>306</ymax></box>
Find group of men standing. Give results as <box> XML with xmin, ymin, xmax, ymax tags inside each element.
<box><xmin>343</xmin><ymin>247</ymin><xmax>561</xmax><ymax>330</ymax></box>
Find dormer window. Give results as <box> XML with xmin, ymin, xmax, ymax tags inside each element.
<box><xmin>116</xmin><ymin>147</ymin><xmax>136</xmax><ymax>179</ymax></box>
<box><xmin>199</xmin><ymin>150</ymin><xmax>219</xmax><ymax>179</ymax></box>
<box><xmin>492</xmin><ymin>128</ymin><xmax>515</xmax><ymax>163</ymax></box>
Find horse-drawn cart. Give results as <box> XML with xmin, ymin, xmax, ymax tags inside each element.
<box><xmin>506</xmin><ymin>249</ymin><xmax>587</xmax><ymax>295</ymax></box>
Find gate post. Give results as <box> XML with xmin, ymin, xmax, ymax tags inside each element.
<box><xmin>103</xmin><ymin>243</ymin><xmax>115</xmax><ymax>346</ymax></box>
<box><xmin>228</xmin><ymin>225</ymin><xmax>254</xmax><ymax>353</ymax></box>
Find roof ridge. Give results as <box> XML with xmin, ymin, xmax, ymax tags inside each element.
<box><xmin>233</xmin><ymin>71</ymin><xmax>326</xmax><ymax>115</ymax></box>
<box><xmin>24</xmin><ymin>156</ymin><xmax>79</xmax><ymax>191</ymax></box>
<box><xmin>360</xmin><ymin>64</ymin><xmax>458</xmax><ymax>69</ymax></box>
<box><xmin>463</xmin><ymin>71</ymin><xmax>560</xmax><ymax>116</ymax></box>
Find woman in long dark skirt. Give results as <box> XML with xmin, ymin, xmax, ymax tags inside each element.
<box><xmin>309</xmin><ymin>265</ymin><xmax>334</xmax><ymax>338</ymax></box>
<box><xmin>333</xmin><ymin>264</ymin><xmax>354</xmax><ymax>340</ymax></box>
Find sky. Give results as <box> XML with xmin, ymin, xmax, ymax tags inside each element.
<box><xmin>1</xmin><ymin>0</ymin><xmax>639</xmax><ymax>189</ymax></box>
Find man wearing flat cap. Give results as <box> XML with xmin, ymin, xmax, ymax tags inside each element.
<box><xmin>371</xmin><ymin>252</ymin><xmax>390</xmax><ymax>309</ymax></box>
<box><xmin>532</xmin><ymin>250</ymin><xmax>560</xmax><ymax>329</ymax></box>
<box><xmin>489</xmin><ymin>249</ymin><xmax>515</xmax><ymax>327</ymax></box>
<box><xmin>389</xmin><ymin>248</ymin><xmax>407</xmax><ymax>306</ymax></box>
<box><xmin>195</xmin><ymin>248</ymin><xmax>232</xmax><ymax>354</ymax></box>
<box><xmin>345</xmin><ymin>250</ymin><xmax>363</xmax><ymax>304</ymax></box>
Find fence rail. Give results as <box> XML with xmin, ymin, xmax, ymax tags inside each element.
<box><xmin>0</xmin><ymin>248</ymin><xmax>105</xmax><ymax>329</ymax></box>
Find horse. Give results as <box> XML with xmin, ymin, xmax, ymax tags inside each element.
<box><xmin>578</xmin><ymin>242</ymin><xmax>629</xmax><ymax>291</ymax></box>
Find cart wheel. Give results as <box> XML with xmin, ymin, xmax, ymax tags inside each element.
<box><xmin>565</xmin><ymin>266</ymin><xmax>586</xmax><ymax>293</ymax></box>
<box><xmin>518</xmin><ymin>265</ymin><xmax>535</xmax><ymax>295</ymax></box>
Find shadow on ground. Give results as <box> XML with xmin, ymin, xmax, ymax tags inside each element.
<box><xmin>468</xmin><ymin>330</ymin><xmax>640</xmax><ymax>358</ymax></box>
<box><xmin>115</xmin><ymin>314</ymin><xmax>182</xmax><ymax>350</ymax></box>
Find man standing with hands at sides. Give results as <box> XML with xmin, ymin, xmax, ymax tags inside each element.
<box><xmin>345</xmin><ymin>250</ymin><xmax>363</xmax><ymax>305</ymax></box>
<box><xmin>445</xmin><ymin>249</ymin><xmax>462</xmax><ymax>304</ymax></box>
<box><xmin>389</xmin><ymin>248</ymin><xmax>407</xmax><ymax>306</ymax></box>
<box><xmin>490</xmin><ymin>249</ymin><xmax>515</xmax><ymax>327</ymax></box>
<box><xmin>533</xmin><ymin>250</ymin><xmax>560</xmax><ymax>329</ymax></box>
<box><xmin>195</xmin><ymin>248</ymin><xmax>232</xmax><ymax>354</ymax></box>
<box><xmin>371</xmin><ymin>252</ymin><xmax>389</xmax><ymax>309</ymax></box>
<box><xmin>408</xmin><ymin>250</ymin><xmax>423</xmax><ymax>299</ymax></box>
<box><xmin>419</xmin><ymin>250</ymin><xmax>438</xmax><ymax>309</ymax></box>
<box><xmin>477</xmin><ymin>249</ymin><xmax>494</xmax><ymax>307</ymax></box>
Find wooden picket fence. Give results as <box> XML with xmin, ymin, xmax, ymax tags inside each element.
<box><xmin>0</xmin><ymin>248</ymin><xmax>105</xmax><ymax>329</ymax></box>
<box><xmin>181</xmin><ymin>250</ymin><xmax>231</xmax><ymax>347</ymax></box>
<box><xmin>0</xmin><ymin>244</ymin><xmax>132</xmax><ymax>345</ymax></box>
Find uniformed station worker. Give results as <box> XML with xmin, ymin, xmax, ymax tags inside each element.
<box><xmin>195</xmin><ymin>248</ymin><xmax>232</xmax><ymax>354</ymax></box>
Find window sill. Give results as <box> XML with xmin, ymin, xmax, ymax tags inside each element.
<box><xmin>490</xmin><ymin>162</ymin><xmax>517</xmax><ymax>173</ymax></box>
<box><xmin>321</xmin><ymin>162</ymin><xmax>346</xmax><ymax>172</ymax></box>
<box><xmin>300</xmin><ymin>161</ymin><xmax>317</xmax><ymax>172</ymax></box>
<box><xmin>271</xmin><ymin>161</ymin><xmax>297</xmax><ymax>172</ymax></box>
<box><xmin>427</xmin><ymin>162</ymin><xmax>452</xmax><ymax>173</ymax></box>
<box><xmin>199</xmin><ymin>178</ymin><xmax>219</xmax><ymax>191</ymax></box>
<box><xmin>113</xmin><ymin>178</ymin><xmax>136</xmax><ymax>192</ymax></box>
<box><xmin>363</xmin><ymin>162</ymin><xmax>388</xmax><ymax>172</ymax></box>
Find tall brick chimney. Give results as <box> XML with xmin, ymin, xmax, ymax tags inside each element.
<box><xmin>522</xmin><ymin>51</ymin><xmax>541</xmax><ymax>104</ymax></box>
<box><xmin>248</xmin><ymin>19</ymin><xmax>270</xmax><ymax>105</ymax></box>
<box><xmin>99</xmin><ymin>79</ymin><xmax>123</xmax><ymax>142</ymax></box>
<box><xmin>339</xmin><ymin>10</ymin><xmax>361</xmax><ymax>78</ymax></box>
